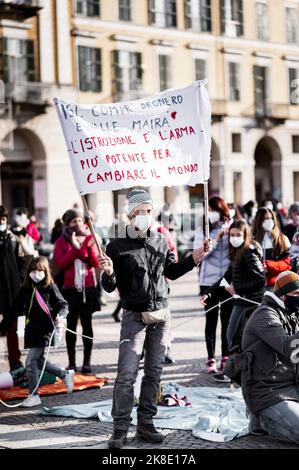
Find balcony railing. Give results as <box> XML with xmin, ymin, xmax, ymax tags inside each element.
<box><xmin>256</xmin><ymin>102</ymin><xmax>291</xmax><ymax>121</ymax></box>
<box><xmin>5</xmin><ymin>81</ymin><xmax>51</xmax><ymax>106</ymax></box>
<box><xmin>0</xmin><ymin>1</ymin><xmax>42</xmax><ymax>21</ymax></box>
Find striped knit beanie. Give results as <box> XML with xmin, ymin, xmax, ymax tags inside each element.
<box><xmin>127</xmin><ymin>189</ymin><xmax>153</xmax><ymax>215</ymax></box>
<box><xmin>274</xmin><ymin>271</ymin><xmax>299</xmax><ymax>297</ymax></box>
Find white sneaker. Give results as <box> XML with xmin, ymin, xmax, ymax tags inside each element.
<box><xmin>63</xmin><ymin>369</ymin><xmax>75</xmax><ymax>393</ymax></box>
<box><xmin>21</xmin><ymin>394</ymin><xmax>42</xmax><ymax>407</ymax></box>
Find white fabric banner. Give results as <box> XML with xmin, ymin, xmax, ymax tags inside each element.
<box><xmin>54</xmin><ymin>81</ymin><xmax>211</xmax><ymax>195</ymax></box>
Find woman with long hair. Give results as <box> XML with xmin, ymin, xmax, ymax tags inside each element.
<box><xmin>195</xmin><ymin>196</ymin><xmax>233</xmax><ymax>375</ymax></box>
<box><xmin>0</xmin><ymin>256</ymin><xmax>73</xmax><ymax>407</ymax></box>
<box><xmin>252</xmin><ymin>207</ymin><xmax>291</xmax><ymax>290</ymax></box>
<box><xmin>202</xmin><ymin>220</ymin><xmax>265</xmax><ymax>380</ymax></box>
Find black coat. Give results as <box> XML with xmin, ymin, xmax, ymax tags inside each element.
<box><xmin>241</xmin><ymin>292</ymin><xmax>299</xmax><ymax>414</ymax></box>
<box><xmin>0</xmin><ymin>230</ymin><xmax>21</xmax><ymax>310</ymax></box>
<box><xmin>206</xmin><ymin>243</ymin><xmax>265</xmax><ymax>303</ymax></box>
<box><xmin>102</xmin><ymin>227</ymin><xmax>196</xmax><ymax>312</ymax></box>
<box><xmin>5</xmin><ymin>283</ymin><xmax>68</xmax><ymax>349</ymax></box>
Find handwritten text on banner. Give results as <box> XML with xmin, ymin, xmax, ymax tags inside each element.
<box><xmin>54</xmin><ymin>82</ymin><xmax>211</xmax><ymax>195</ymax></box>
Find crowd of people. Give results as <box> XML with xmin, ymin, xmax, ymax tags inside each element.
<box><xmin>0</xmin><ymin>192</ymin><xmax>299</xmax><ymax>447</ymax></box>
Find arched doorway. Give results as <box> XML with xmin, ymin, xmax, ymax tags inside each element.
<box><xmin>0</xmin><ymin>128</ymin><xmax>47</xmax><ymax>222</ymax></box>
<box><xmin>188</xmin><ymin>139</ymin><xmax>221</xmax><ymax>206</ymax></box>
<box><xmin>254</xmin><ymin>136</ymin><xmax>282</xmax><ymax>204</ymax></box>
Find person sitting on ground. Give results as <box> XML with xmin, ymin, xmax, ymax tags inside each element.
<box><xmin>241</xmin><ymin>271</ymin><xmax>299</xmax><ymax>444</ymax></box>
<box><xmin>0</xmin><ymin>256</ymin><xmax>74</xmax><ymax>407</ymax></box>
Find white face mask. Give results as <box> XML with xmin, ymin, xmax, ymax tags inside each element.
<box><xmin>29</xmin><ymin>271</ymin><xmax>45</xmax><ymax>283</ymax></box>
<box><xmin>209</xmin><ymin>211</ymin><xmax>220</xmax><ymax>224</ymax></box>
<box><xmin>0</xmin><ymin>224</ymin><xmax>7</xmax><ymax>232</ymax></box>
<box><xmin>230</xmin><ymin>236</ymin><xmax>244</xmax><ymax>248</ymax></box>
<box><xmin>15</xmin><ymin>214</ymin><xmax>28</xmax><ymax>228</ymax></box>
<box><xmin>133</xmin><ymin>214</ymin><xmax>152</xmax><ymax>232</ymax></box>
<box><xmin>229</xmin><ymin>209</ymin><xmax>236</xmax><ymax>219</ymax></box>
<box><xmin>262</xmin><ymin>219</ymin><xmax>274</xmax><ymax>231</ymax></box>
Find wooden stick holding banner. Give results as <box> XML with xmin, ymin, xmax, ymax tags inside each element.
<box><xmin>203</xmin><ymin>181</ymin><xmax>210</xmax><ymax>240</ymax></box>
<box><xmin>81</xmin><ymin>195</ymin><xmax>103</xmax><ymax>257</ymax></box>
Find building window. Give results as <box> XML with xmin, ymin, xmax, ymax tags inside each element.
<box><xmin>76</xmin><ymin>0</ymin><xmax>100</xmax><ymax>17</ymax></box>
<box><xmin>78</xmin><ymin>46</ymin><xmax>102</xmax><ymax>92</ymax></box>
<box><xmin>1</xmin><ymin>37</ymin><xmax>35</xmax><ymax>83</ymax></box>
<box><xmin>294</xmin><ymin>172</ymin><xmax>299</xmax><ymax>201</ymax></box>
<box><xmin>112</xmin><ymin>50</ymin><xmax>142</xmax><ymax>98</ymax></box>
<box><xmin>220</xmin><ymin>0</ymin><xmax>243</xmax><ymax>37</ymax></box>
<box><xmin>289</xmin><ymin>67</ymin><xmax>299</xmax><ymax>105</ymax></box>
<box><xmin>232</xmin><ymin>133</ymin><xmax>241</xmax><ymax>152</ymax></box>
<box><xmin>185</xmin><ymin>0</ymin><xmax>212</xmax><ymax>32</ymax></box>
<box><xmin>254</xmin><ymin>65</ymin><xmax>269</xmax><ymax>116</ymax></box>
<box><xmin>256</xmin><ymin>2</ymin><xmax>269</xmax><ymax>41</ymax></box>
<box><xmin>292</xmin><ymin>135</ymin><xmax>299</xmax><ymax>153</ymax></box>
<box><xmin>228</xmin><ymin>62</ymin><xmax>240</xmax><ymax>101</ymax></box>
<box><xmin>119</xmin><ymin>0</ymin><xmax>131</xmax><ymax>21</ymax></box>
<box><xmin>149</xmin><ymin>0</ymin><xmax>177</xmax><ymax>28</ymax></box>
<box><xmin>158</xmin><ymin>54</ymin><xmax>171</xmax><ymax>91</ymax></box>
<box><xmin>194</xmin><ymin>58</ymin><xmax>207</xmax><ymax>81</ymax></box>
<box><xmin>286</xmin><ymin>7</ymin><xmax>298</xmax><ymax>44</ymax></box>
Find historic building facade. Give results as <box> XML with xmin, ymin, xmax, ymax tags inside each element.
<box><xmin>0</xmin><ymin>0</ymin><xmax>299</xmax><ymax>227</ymax></box>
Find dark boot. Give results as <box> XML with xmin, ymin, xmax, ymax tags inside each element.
<box><xmin>82</xmin><ymin>352</ymin><xmax>92</xmax><ymax>374</ymax></box>
<box><xmin>136</xmin><ymin>423</ymin><xmax>163</xmax><ymax>443</ymax></box>
<box><xmin>67</xmin><ymin>350</ymin><xmax>76</xmax><ymax>372</ymax></box>
<box><xmin>108</xmin><ymin>430</ymin><xmax>128</xmax><ymax>449</ymax></box>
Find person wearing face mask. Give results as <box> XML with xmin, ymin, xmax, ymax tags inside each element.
<box><xmin>240</xmin><ymin>200</ymin><xmax>258</xmax><ymax>226</ymax></box>
<box><xmin>11</xmin><ymin>208</ymin><xmax>38</xmax><ymax>281</ymax></box>
<box><xmin>53</xmin><ymin>208</ymin><xmax>100</xmax><ymax>374</ymax></box>
<box><xmin>252</xmin><ymin>208</ymin><xmax>291</xmax><ymax>290</ymax></box>
<box><xmin>0</xmin><ymin>205</ymin><xmax>23</xmax><ymax>371</ymax></box>
<box><xmin>0</xmin><ymin>256</ymin><xmax>74</xmax><ymax>407</ymax></box>
<box><xmin>284</xmin><ymin>202</ymin><xmax>299</xmax><ymax>243</ymax></box>
<box><xmin>240</xmin><ymin>271</ymin><xmax>299</xmax><ymax>444</ymax></box>
<box><xmin>195</xmin><ymin>196</ymin><xmax>233</xmax><ymax>375</ymax></box>
<box><xmin>202</xmin><ymin>220</ymin><xmax>265</xmax><ymax>364</ymax></box>
<box><xmin>100</xmin><ymin>189</ymin><xmax>212</xmax><ymax>449</ymax></box>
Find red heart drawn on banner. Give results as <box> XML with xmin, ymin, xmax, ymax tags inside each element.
<box><xmin>170</xmin><ymin>111</ymin><xmax>177</xmax><ymax>120</ymax></box>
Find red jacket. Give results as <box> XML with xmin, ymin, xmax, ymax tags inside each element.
<box><xmin>54</xmin><ymin>234</ymin><xmax>99</xmax><ymax>289</ymax></box>
<box><xmin>26</xmin><ymin>223</ymin><xmax>41</xmax><ymax>242</ymax></box>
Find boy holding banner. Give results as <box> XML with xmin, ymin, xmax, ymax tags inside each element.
<box><xmin>100</xmin><ymin>188</ymin><xmax>212</xmax><ymax>449</ymax></box>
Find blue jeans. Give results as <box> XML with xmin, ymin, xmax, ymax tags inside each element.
<box><xmin>112</xmin><ymin>309</ymin><xmax>170</xmax><ymax>431</ymax></box>
<box><xmin>25</xmin><ymin>347</ymin><xmax>67</xmax><ymax>395</ymax></box>
<box><xmin>259</xmin><ymin>400</ymin><xmax>299</xmax><ymax>445</ymax></box>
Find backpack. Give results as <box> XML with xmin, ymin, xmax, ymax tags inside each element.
<box><xmin>224</xmin><ymin>305</ymin><xmax>257</xmax><ymax>385</ymax></box>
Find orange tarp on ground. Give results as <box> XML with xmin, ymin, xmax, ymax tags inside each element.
<box><xmin>0</xmin><ymin>374</ymin><xmax>109</xmax><ymax>401</ymax></box>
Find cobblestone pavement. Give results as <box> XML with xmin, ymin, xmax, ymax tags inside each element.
<box><xmin>0</xmin><ymin>270</ymin><xmax>298</xmax><ymax>450</ymax></box>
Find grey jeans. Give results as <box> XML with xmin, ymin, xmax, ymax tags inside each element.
<box><xmin>259</xmin><ymin>400</ymin><xmax>299</xmax><ymax>445</ymax></box>
<box><xmin>112</xmin><ymin>309</ymin><xmax>170</xmax><ymax>431</ymax></box>
<box><xmin>25</xmin><ymin>347</ymin><xmax>67</xmax><ymax>395</ymax></box>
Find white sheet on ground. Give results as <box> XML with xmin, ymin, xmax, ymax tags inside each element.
<box><xmin>39</xmin><ymin>383</ymin><xmax>249</xmax><ymax>442</ymax></box>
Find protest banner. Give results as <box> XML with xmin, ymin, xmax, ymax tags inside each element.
<box><xmin>54</xmin><ymin>81</ymin><xmax>211</xmax><ymax>196</ymax></box>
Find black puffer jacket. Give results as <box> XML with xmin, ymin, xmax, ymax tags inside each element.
<box><xmin>101</xmin><ymin>227</ymin><xmax>196</xmax><ymax>312</ymax></box>
<box><xmin>206</xmin><ymin>243</ymin><xmax>265</xmax><ymax>303</ymax></box>
<box><xmin>241</xmin><ymin>292</ymin><xmax>299</xmax><ymax>414</ymax></box>
<box><xmin>0</xmin><ymin>284</ymin><xmax>68</xmax><ymax>348</ymax></box>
